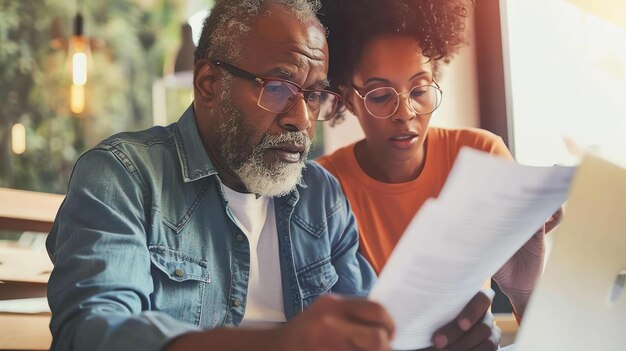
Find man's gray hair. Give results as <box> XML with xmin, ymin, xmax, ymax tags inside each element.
<box><xmin>194</xmin><ymin>0</ymin><xmax>322</xmax><ymax>63</ymax></box>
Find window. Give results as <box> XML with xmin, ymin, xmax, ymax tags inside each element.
<box><xmin>502</xmin><ymin>0</ymin><xmax>626</xmax><ymax>167</ymax></box>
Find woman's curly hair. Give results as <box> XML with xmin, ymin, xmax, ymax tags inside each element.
<box><xmin>318</xmin><ymin>0</ymin><xmax>474</xmax><ymax>123</ymax></box>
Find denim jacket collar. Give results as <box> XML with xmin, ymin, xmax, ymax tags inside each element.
<box><xmin>173</xmin><ymin>105</ymin><xmax>219</xmax><ymax>183</ymax></box>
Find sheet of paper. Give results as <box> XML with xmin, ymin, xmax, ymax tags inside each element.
<box><xmin>369</xmin><ymin>148</ymin><xmax>576</xmax><ymax>350</ymax></box>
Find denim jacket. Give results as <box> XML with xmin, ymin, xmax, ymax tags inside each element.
<box><xmin>46</xmin><ymin>106</ymin><xmax>376</xmax><ymax>351</ymax></box>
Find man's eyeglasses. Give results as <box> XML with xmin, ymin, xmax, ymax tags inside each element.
<box><xmin>212</xmin><ymin>60</ymin><xmax>341</xmax><ymax>121</ymax></box>
<box><xmin>352</xmin><ymin>82</ymin><xmax>443</xmax><ymax>119</ymax></box>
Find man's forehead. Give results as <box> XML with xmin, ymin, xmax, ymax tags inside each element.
<box><xmin>239</xmin><ymin>4</ymin><xmax>328</xmax><ymax>68</ymax></box>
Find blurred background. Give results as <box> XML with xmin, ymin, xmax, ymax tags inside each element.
<box><xmin>1</xmin><ymin>0</ymin><xmax>207</xmax><ymax>195</ymax></box>
<box><xmin>0</xmin><ymin>0</ymin><xmax>625</xmax><ymax>349</ymax></box>
<box><xmin>2</xmin><ymin>0</ymin><xmax>625</xmax><ymax>194</ymax></box>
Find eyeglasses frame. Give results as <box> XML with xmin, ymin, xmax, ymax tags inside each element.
<box><xmin>211</xmin><ymin>60</ymin><xmax>341</xmax><ymax>121</ymax></box>
<box><xmin>352</xmin><ymin>80</ymin><xmax>443</xmax><ymax>119</ymax></box>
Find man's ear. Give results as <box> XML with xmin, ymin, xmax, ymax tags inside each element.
<box><xmin>194</xmin><ymin>59</ymin><xmax>220</xmax><ymax>107</ymax></box>
<box><xmin>339</xmin><ymin>84</ymin><xmax>355</xmax><ymax>114</ymax></box>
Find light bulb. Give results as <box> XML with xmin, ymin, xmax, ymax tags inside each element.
<box><xmin>72</xmin><ymin>47</ymin><xmax>87</xmax><ymax>85</ymax></box>
<box><xmin>11</xmin><ymin>123</ymin><xmax>26</xmax><ymax>155</ymax></box>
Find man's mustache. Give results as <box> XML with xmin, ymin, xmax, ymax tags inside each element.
<box><xmin>257</xmin><ymin>132</ymin><xmax>311</xmax><ymax>151</ymax></box>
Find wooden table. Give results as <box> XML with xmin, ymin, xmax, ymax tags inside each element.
<box><xmin>0</xmin><ymin>313</ymin><xmax>52</xmax><ymax>351</ymax></box>
<box><xmin>0</xmin><ymin>247</ymin><xmax>52</xmax><ymax>284</ymax></box>
<box><xmin>495</xmin><ymin>313</ymin><xmax>519</xmax><ymax>347</ymax></box>
<box><xmin>0</xmin><ymin>247</ymin><xmax>53</xmax><ymax>350</ymax></box>
<box><xmin>0</xmin><ymin>188</ymin><xmax>61</xmax><ymax>350</ymax></box>
<box><xmin>0</xmin><ymin>187</ymin><xmax>64</xmax><ymax>233</ymax></box>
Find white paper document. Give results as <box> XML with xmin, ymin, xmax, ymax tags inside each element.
<box><xmin>369</xmin><ymin>148</ymin><xmax>576</xmax><ymax>350</ymax></box>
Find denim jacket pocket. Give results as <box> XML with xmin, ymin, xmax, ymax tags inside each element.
<box><xmin>149</xmin><ymin>246</ymin><xmax>210</xmax><ymax>283</ymax></box>
<box><xmin>297</xmin><ymin>259</ymin><xmax>339</xmax><ymax>308</ymax></box>
<box><xmin>148</xmin><ymin>246</ymin><xmax>210</xmax><ymax>325</ymax></box>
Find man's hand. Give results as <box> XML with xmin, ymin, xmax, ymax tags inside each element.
<box><xmin>166</xmin><ymin>294</ymin><xmax>395</xmax><ymax>351</ymax></box>
<box><xmin>278</xmin><ymin>294</ymin><xmax>396</xmax><ymax>351</ymax></box>
<box><xmin>421</xmin><ymin>290</ymin><xmax>500</xmax><ymax>351</ymax></box>
<box><xmin>493</xmin><ymin>207</ymin><xmax>564</xmax><ymax>318</ymax></box>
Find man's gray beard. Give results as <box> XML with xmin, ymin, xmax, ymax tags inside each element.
<box><xmin>216</xmin><ymin>83</ymin><xmax>311</xmax><ymax>197</ymax></box>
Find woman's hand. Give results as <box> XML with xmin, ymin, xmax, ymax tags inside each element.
<box><xmin>416</xmin><ymin>290</ymin><xmax>500</xmax><ymax>351</ymax></box>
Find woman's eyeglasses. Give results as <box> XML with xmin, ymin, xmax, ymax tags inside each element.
<box><xmin>352</xmin><ymin>82</ymin><xmax>443</xmax><ymax>119</ymax></box>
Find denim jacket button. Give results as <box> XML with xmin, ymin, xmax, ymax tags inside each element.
<box><xmin>232</xmin><ymin>298</ymin><xmax>241</xmax><ymax>307</ymax></box>
<box><xmin>174</xmin><ymin>268</ymin><xmax>185</xmax><ymax>277</ymax></box>
<box><xmin>235</xmin><ymin>234</ymin><xmax>244</xmax><ymax>242</ymax></box>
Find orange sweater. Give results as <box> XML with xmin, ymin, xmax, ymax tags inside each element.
<box><xmin>317</xmin><ymin>127</ymin><xmax>512</xmax><ymax>274</ymax></box>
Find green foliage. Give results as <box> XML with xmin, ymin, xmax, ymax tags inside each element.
<box><xmin>0</xmin><ymin>0</ymin><xmax>185</xmax><ymax>194</ymax></box>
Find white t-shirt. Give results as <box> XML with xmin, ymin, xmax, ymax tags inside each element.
<box><xmin>222</xmin><ymin>186</ymin><xmax>286</xmax><ymax>327</ymax></box>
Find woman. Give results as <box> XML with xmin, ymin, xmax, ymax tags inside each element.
<box><xmin>317</xmin><ymin>0</ymin><xmax>559</xmax><ymax>321</ymax></box>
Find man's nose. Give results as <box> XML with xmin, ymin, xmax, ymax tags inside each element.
<box><xmin>278</xmin><ymin>95</ymin><xmax>312</xmax><ymax>132</ymax></box>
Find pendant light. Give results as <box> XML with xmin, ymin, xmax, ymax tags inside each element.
<box><xmin>68</xmin><ymin>5</ymin><xmax>91</xmax><ymax>115</ymax></box>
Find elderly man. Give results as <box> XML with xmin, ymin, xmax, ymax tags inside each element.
<box><xmin>46</xmin><ymin>1</ymin><xmax>499</xmax><ymax>350</ymax></box>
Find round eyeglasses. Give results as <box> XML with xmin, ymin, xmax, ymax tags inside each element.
<box><xmin>212</xmin><ymin>60</ymin><xmax>341</xmax><ymax>121</ymax></box>
<box><xmin>352</xmin><ymin>83</ymin><xmax>443</xmax><ymax>119</ymax></box>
